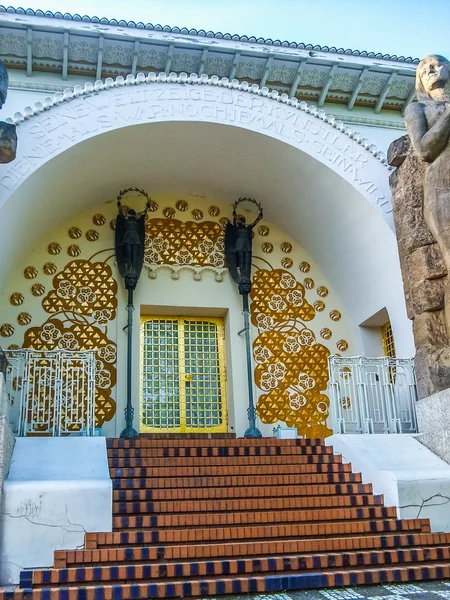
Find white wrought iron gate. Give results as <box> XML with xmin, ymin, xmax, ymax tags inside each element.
<box><xmin>328</xmin><ymin>356</ymin><xmax>418</xmax><ymax>434</ymax></box>
<box><xmin>5</xmin><ymin>349</ymin><xmax>96</xmax><ymax>436</ymax></box>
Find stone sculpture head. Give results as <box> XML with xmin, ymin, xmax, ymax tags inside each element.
<box><xmin>0</xmin><ymin>60</ymin><xmax>9</xmax><ymax>109</ymax></box>
<box><xmin>416</xmin><ymin>54</ymin><xmax>450</xmax><ymax>101</ymax></box>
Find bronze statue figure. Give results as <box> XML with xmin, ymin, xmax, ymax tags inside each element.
<box><xmin>115</xmin><ymin>189</ymin><xmax>150</xmax><ymax>291</ymax></box>
<box><xmin>225</xmin><ymin>198</ymin><xmax>263</xmax><ymax>295</ymax></box>
<box><xmin>405</xmin><ymin>54</ymin><xmax>450</xmax><ymax>331</ymax></box>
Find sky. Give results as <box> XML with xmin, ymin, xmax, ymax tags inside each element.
<box><xmin>6</xmin><ymin>0</ymin><xmax>450</xmax><ymax>61</ymax></box>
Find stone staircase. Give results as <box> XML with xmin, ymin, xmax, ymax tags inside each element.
<box><xmin>8</xmin><ymin>436</ymin><xmax>450</xmax><ymax>599</ymax></box>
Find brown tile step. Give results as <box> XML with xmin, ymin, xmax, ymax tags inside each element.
<box><xmin>27</xmin><ymin>545</ymin><xmax>450</xmax><ymax>587</ymax></box>
<box><xmin>108</xmin><ymin>453</ymin><xmax>341</xmax><ymax>467</ymax></box>
<box><xmin>55</xmin><ymin>531</ymin><xmax>450</xmax><ymax>567</ymax></box>
<box><xmin>21</xmin><ymin>562</ymin><xmax>450</xmax><ymax>599</ymax></box>
<box><xmin>111</xmin><ymin>506</ymin><xmax>398</xmax><ymax>529</ymax></box>
<box><xmin>113</xmin><ymin>493</ymin><xmax>385</xmax><ymax>514</ymax></box>
<box><xmin>108</xmin><ymin>445</ymin><xmax>334</xmax><ymax>458</ymax></box>
<box><xmin>87</xmin><ymin>519</ymin><xmax>429</xmax><ymax>546</ymax></box>
<box><xmin>107</xmin><ymin>438</ymin><xmax>326</xmax><ymax>448</ymax></box>
<box><xmin>111</xmin><ymin>472</ymin><xmax>363</xmax><ymax>489</ymax></box>
<box><xmin>113</xmin><ymin>482</ymin><xmax>376</xmax><ymax>502</ymax></box>
<box><xmin>110</xmin><ymin>463</ymin><xmax>353</xmax><ymax>479</ymax></box>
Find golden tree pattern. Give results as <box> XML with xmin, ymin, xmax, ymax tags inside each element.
<box><xmin>42</xmin><ymin>260</ymin><xmax>117</xmax><ymax>318</ymax></box>
<box><xmin>23</xmin><ymin>319</ymin><xmax>116</xmax><ymax>427</ymax></box>
<box><xmin>250</xmin><ymin>269</ymin><xmax>333</xmax><ymax>438</ymax></box>
<box><xmin>145</xmin><ymin>218</ymin><xmax>225</xmax><ymax>268</ymax></box>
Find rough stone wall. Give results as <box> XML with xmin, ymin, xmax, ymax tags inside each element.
<box><xmin>388</xmin><ymin>136</ymin><xmax>450</xmax><ymax>399</ymax></box>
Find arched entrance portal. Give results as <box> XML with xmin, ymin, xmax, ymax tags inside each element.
<box><xmin>0</xmin><ymin>76</ymin><xmax>414</xmax><ymax>437</ymax></box>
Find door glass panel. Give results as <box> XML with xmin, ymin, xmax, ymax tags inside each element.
<box><xmin>140</xmin><ymin>316</ymin><xmax>227</xmax><ymax>433</ymax></box>
<box><xmin>141</xmin><ymin>318</ymin><xmax>180</xmax><ymax>431</ymax></box>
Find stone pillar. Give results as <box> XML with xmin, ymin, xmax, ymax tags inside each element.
<box><xmin>388</xmin><ymin>136</ymin><xmax>450</xmax><ymax>463</ymax></box>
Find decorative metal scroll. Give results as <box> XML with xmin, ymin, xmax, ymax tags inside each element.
<box><xmin>5</xmin><ymin>349</ymin><xmax>96</xmax><ymax>436</ymax></box>
<box><xmin>328</xmin><ymin>355</ymin><xmax>418</xmax><ymax>434</ymax></box>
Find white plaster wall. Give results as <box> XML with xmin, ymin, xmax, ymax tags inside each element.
<box><xmin>327</xmin><ymin>434</ymin><xmax>450</xmax><ymax>533</ymax></box>
<box><xmin>0</xmin><ymin>437</ymin><xmax>112</xmax><ymax>585</ymax></box>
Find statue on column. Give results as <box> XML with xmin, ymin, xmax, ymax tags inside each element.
<box><xmin>405</xmin><ymin>55</ymin><xmax>450</xmax><ymax>333</ymax></box>
<box><xmin>0</xmin><ymin>60</ymin><xmax>17</xmax><ymax>164</ymax></box>
<box><xmin>224</xmin><ymin>198</ymin><xmax>263</xmax><ymax>295</ymax></box>
<box><xmin>115</xmin><ymin>189</ymin><xmax>150</xmax><ymax>291</ymax></box>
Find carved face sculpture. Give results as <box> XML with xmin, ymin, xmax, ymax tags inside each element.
<box><xmin>418</xmin><ymin>55</ymin><xmax>450</xmax><ymax>96</ymax></box>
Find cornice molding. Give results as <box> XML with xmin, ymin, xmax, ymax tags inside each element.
<box><xmin>0</xmin><ymin>5</ymin><xmax>420</xmax><ymax>65</ymax></box>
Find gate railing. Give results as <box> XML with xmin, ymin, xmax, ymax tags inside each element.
<box><xmin>5</xmin><ymin>349</ymin><xmax>96</xmax><ymax>437</ymax></box>
<box><xmin>328</xmin><ymin>355</ymin><xmax>418</xmax><ymax>434</ymax></box>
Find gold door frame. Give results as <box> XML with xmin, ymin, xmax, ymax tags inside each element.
<box><xmin>140</xmin><ymin>316</ymin><xmax>228</xmax><ymax>433</ymax></box>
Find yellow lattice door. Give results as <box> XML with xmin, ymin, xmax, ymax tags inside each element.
<box><xmin>140</xmin><ymin>316</ymin><xmax>227</xmax><ymax>433</ymax></box>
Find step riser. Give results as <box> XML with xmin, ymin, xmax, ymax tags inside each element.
<box><xmin>27</xmin><ymin>546</ymin><xmax>450</xmax><ymax>587</ymax></box>
<box><xmin>108</xmin><ymin>448</ymin><xmax>335</xmax><ymax>459</ymax></box>
<box><xmin>107</xmin><ymin>439</ymin><xmax>327</xmax><ymax>449</ymax></box>
<box><xmin>108</xmin><ymin>455</ymin><xmax>342</xmax><ymax>467</ymax></box>
<box><xmin>112</xmin><ymin>474</ymin><xmax>362</xmax><ymax>489</ymax></box>
<box><xmin>110</xmin><ymin>464</ymin><xmax>353</xmax><ymax>478</ymax></box>
<box><xmin>22</xmin><ymin>563</ymin><xmax>450</xmax><ymax>600</ymax></box>
<box><xmin>113</xmin><ymin>484</ymin><xmax>375</xmax><ymax>501</ymax></box>
<box><xmin>113</xmin><ymin>497</ymin><xmax>386</xmax><ymax>515</ymax></box>
<box><xmin>111</xmin><ymin>507</ymin><xmax>397</xmax><ymax>529</ymax></box>
<box><xmin>55</xmin><ymin>532</ymin><xmax>450</xmax><ymax>567</ymax></box>
<box><xmin>87</xmin><ymin>520</ymin><xmax>429</xmax><ymax>547</ymax></box>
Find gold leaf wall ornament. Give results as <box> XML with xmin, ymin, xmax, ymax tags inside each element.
<box><xmin>8</xmin><ymin>344</ymin><xmax>20</xmax><ymax>350</ymax></box>
<box><xmin>31</xmin><ymin>283</ymin><xmax>46</xmax><ymax>297</ymax></box>
<box><xmin>67</xmin><ymin>244</ymin><xmax>81</xmax><ymax>257</ymax></box>
<box><xmin>314</xmin><ymin>300</ymin><xmax>325</xmax><ymax>312</ymax></box>
<box><xmin>251</xmin><ymin>270</ymin><xmax>315</xmax><ymax>327</ymax></box>
<box><xmin>92</xmin><ymin>214</ymin><xmax>106</xmax><ymax>226</ymax></box>
<box><xmin>175</xmin><ymin>200</ymin><xmax>188</xmax><ymax>212</ymax></box>
<box><xmin>330</xmin><ymin>309</ymin><xmax>342</xmax><ymax>322</ymax></box>
<box><xmin>299</xmin><ymin>261</ymin><xmax>310</xmax><ymax>273</ymax></box>
<box><xmin>250</xmin><ymin>268</ymin><xmax>334</xmax><ymax>438</ymax></box>
<box><xmin>0</xmin><ymin>324</ymin><xmax>14</xmax><ymax>337</ymax></box>
<box><xmin>68</xmin><ymin>227</ymin><xmax>82</xmax><ymax>239</ymax></box>
<box><xmin>304</xmin><ymin>278</ymin><xmax>315</xmax><ymax>289</ymax></box>
<box><xmin>280</xmin><ymin>242</ymin><xmax>292</xmax><ymax>254</ymax></box>
<box><xmin>261</xmin><ymin>242</ymin><xmax>274</xmax><ymax>254</ymax></box>
<box><xmin>17</xmin><ymin>312</ymin><xmax>32</xmax><ymax>326</ymax></box>
<box><xmin>208</xmin><ymin>206</ymin><xmax>220</xmax><ymax>217</ymax></box>
<box><xmin>337</xmin><ymin>339</ymin><xmax>349</xmax><ymax>352</ymax></box>
<box><xmin>163</xmin><ymin>207</ymin><xmax>176</xmax><ymax>218</ymax></box>
<box><xmin>148</xmin><ymin>200</ymin><xmax>159</xmax><ymax>212</ymax></box>
<box><xmin>48</xmin><ymin>243</ymin><xmax>62</xmax><ymax>255</ymax></box>
<box><xmin>41</xmin><ymin>260</ymin><xmax>118</xmax><ymax>319</ymax></box>
<box><xmin>317</xmin><ymin>286</ymin><xmax>329</xmax><ymax>298</ymax></box>
<box><xmin>219</xmin><ymin>217</ymin><xmax>230</xmax><ymax>228</ymax></box>
<box><xmin>43</xmin><ymin>262</ymin><xmax>57</xmax><ymax>275</ymax></box>
<box><xmin>110</xmin><ymin>219</ymin><xmax>116</xmax><ymax>230</ymax></box>
<box><xmin>257</xmin><ymin>225</ymin><xmax>270</xmax><ymax>236</ymax></box>
<box><xmin>281</xmin><ymin>258</ymin><xmax>293</xmax><ymax>269</ymax></box>
<box><xmin>191</xmin><ymin>209</ymin><xmax>203</xmax><ymax>221</ymax></box>
<box><xmin>144</xmin><ymin>219</ymin><xmax>225</xmax><ymax>269</ymax></box>
<box><xmin>23</xmin><ymin>266</ymin><xmax>38</xmax><ymax>279</ymax></box>
<box><xmin>10</xmin><ymin>292</ymin><xmax>24</xmax><ymax>306</ymax></box>
<box><xmin>320</xmin><ymin>328</ymin><xmax>332</xmax><ymax>340</ymax></box>
<box><xmin>86</xmin><ymin>229</ymin><xmax>99</xmax><ymax>242</ymax></box>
